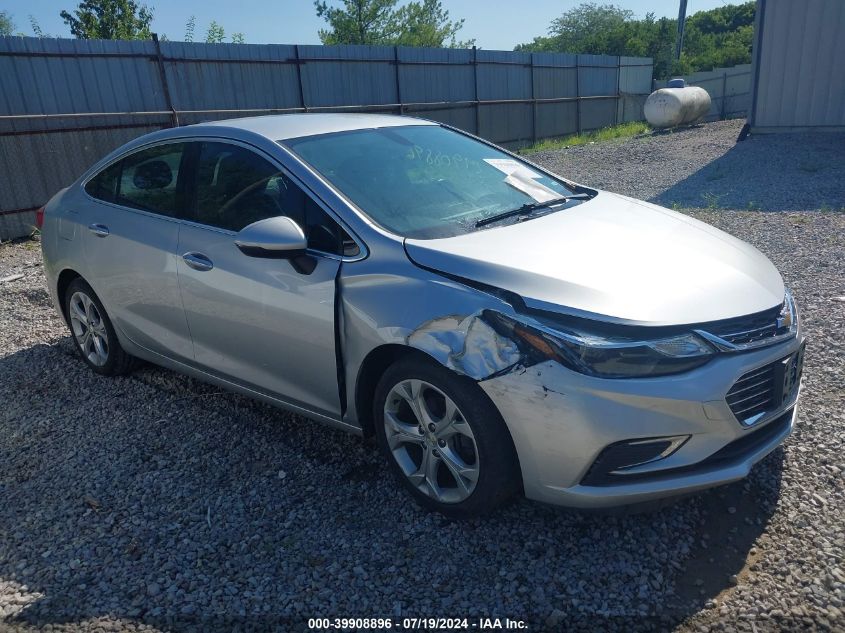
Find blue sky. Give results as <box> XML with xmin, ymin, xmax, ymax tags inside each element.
<box><xmin>5</xmin><ymin>0</ymin><xmax>733</xmax><ymax>50</ymax></box>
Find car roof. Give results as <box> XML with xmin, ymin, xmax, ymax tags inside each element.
<box><xmin>199</xmin><ymin>113</ymin><xmax>437</xmax><ymax>140</ymax></box>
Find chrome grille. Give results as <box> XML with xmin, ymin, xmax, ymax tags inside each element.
<box><xmin>705</xmin><ymin>304</ymin><xmax>785</xmax><ymax>346</ymax></box>
<box><xmin>726</xmin><ymin>363</ymin><xmax>777</xmax><ymax>421</ymax></box>
<box><xmin>726</xmin><ymin>344</ymin><xmax>805</xmax><ymax>425</ymax></box>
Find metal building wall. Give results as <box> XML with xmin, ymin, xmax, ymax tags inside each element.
<box><xmin>749</xmin><ymin>0</ymin><xmax>845</xmax><ymax>132</ymax></box>
<box><xmin>0</xmin><ymin>36</ymin><xmax>652</xmax><ymax>239</ymax></box>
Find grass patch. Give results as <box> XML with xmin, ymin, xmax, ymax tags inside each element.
<box><xmin>701</xmin><ymin>192</ymin><xmax>727</xmax><ymax>209</ymax></box>
<box><xmin>521</xmin><ymin>121</ymin><xmax>651</xmax><ymax>154</ymax></box>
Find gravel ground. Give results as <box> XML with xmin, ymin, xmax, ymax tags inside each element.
<box><xmin>1</xmin><ymin>119</ymin><xmax>843</xmax><ymax>632</ymax></box>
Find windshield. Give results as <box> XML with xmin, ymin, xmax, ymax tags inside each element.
<box><xmin>282</xmin><ymin>125</ymin><xmax>578</xmax><ymax>239</ymax></box>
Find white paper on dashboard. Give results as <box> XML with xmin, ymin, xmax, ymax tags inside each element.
<box><xmin>483</xmin><ymin>158</ymin><xmax>561</xmax><ymax>203</ymax></box>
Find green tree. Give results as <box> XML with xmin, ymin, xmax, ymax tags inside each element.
<box><xmin>516</xmin><ymin>1</ymin><xmax>756</xmax><ymax>79</ymax></box>
<box><xmin>393</xmin><ymin>0</ymin><xmax>473</xmax><ymax>48</ymax></box>
<box><xmin>60</xmin><ymin>0</ymin><xmax>153</xmax><ymax>40</ymax></box>
<box><xmin>546</xmin><ymin>3</ymin><xmax>634</xmax><ymax>54</ymax></box>
<box><xmin>315</xmin><ymin>0</ymin><xmax>398</xmax><ymax>45</ymax></box>
<box><xmin>184</xmin><ymin>15</ymin><xmax>196</xmax><ymax>42</ymax></box>
<box><xmin>205</xmin><ymin>19</ymin><xmax>225</xmax><ymax>43</ymax></box>
<box><xmin>314</xmin><ymin>0</ymin><xmax>471</xmax><ymax>48</ymax></box>
<box><xmin>0</xmin><ymin>10</ymin><xmax>14</xmax><ymax>36</ymax></box>
<box><xmin>29</xmin><ymin>15</ymin><xmax>48</xmax><ymax>37</ymax></box>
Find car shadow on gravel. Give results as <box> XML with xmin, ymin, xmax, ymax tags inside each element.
<box><xmin>670</xmin><ymin>450</ymin><xmax>785</xmax><ymax>615</ymax></box>
<box><xmin>652</xmin><ymin>130</ymin><xmax>845</xmax><ymax>212</ymax></box>
<box><xmin>0</xmin><ymin>339</ymin><xmax>784</xmax><ymax>632</ymax></box>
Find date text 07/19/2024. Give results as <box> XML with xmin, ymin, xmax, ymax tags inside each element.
<box><xmin>307</xmin><ymin>617</ymin><xmax>528</xmax><ymax>630</ymax></box>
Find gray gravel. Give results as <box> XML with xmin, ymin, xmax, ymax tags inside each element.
<box><xmin>1</xmin><ymin>119</ymin><xmax>843</xmax><ymax>632</ymax></box>
<box><xmin>530</xmin><ymin>119</ymin><xmax>845</xmax><ymax>213</ymax></box>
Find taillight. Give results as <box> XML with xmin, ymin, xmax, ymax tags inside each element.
<box><xmin>35</xmin><ymin>206</ymin><xmax>45</xmax><ymax>229</ymax></box>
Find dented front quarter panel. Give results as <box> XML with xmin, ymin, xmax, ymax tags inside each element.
<box><xmin>338</xmin><ymin>239</ymin><xmax>529</xmax><ymax>426</ymax></box>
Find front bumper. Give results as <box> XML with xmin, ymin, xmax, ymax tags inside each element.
<box><xmin>479</xmin><ymin>327</ymin><xmax>805</xmax><ymax>508</ymax></box>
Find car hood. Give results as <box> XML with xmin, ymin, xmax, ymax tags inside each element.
<box><xmin>404</xmin><ymin>192</ymin><xmax>784</xmax><ymax>325</ymax></box>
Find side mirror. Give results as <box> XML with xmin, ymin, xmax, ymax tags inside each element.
<box><xmin>235</xmin><ymin>216</ymin><xmax>307</xmax><ymax>258</ymax></box>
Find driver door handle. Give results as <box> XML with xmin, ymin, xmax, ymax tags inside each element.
<box><xmin>182</xmin><ymin>252</ymin><xmax>214</xmax><ymax>272</ymax></box>
<box><xmin>88</xmin><ymin>223</ymin><xmax>109</xmax><ymax>238</ymax></box>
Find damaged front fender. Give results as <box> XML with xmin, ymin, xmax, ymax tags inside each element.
<box><xmin>406</xmin><ymin>311</ymin><xmax>523</xmax><ymax>380</ymax></box>
<box><xmin>337</xmin><ymin>249</ymin><xmax>564</xmax><ymax>429</ymax></box>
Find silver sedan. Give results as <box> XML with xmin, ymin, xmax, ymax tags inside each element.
<box><xmin>39</xmin><ymin>114</ymin><xmax>805</xmax><ymax>517</ymax></box>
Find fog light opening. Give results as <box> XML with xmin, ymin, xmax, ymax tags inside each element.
<box><xmin>581</xmin><ymin>435</ymin><xmax>691</xmax><ymax>486</ymax></box>
<box><xmin>607</xmin><ymin>435</ymin><xmax>690</xmax><ymax>474</ymax></box>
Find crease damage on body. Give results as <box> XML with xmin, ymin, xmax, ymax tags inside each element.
<box><xmin>406</xmin><ymin>309</ymin><xmax>527</xmax><ymax>381</ymax></box>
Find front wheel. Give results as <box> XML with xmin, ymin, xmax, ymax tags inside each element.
<box><xmin>373</xmin><ymin>356</ymin><xmax>521</xmax><ymax>518</ymax></box>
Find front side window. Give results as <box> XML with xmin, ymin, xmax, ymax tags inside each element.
<box><xmin>283</xmin><ymin>125</ymin><xmax>577</xmax><ymax>239</ymax></box>
<box><xmin>193</xmin><ymin>142</ymin><xmax>358</xmax><ymax>256</ymax></box>
<box><xmin>84</xmin><ymin>143</ymin><xmax>187</xmax><ymax>218</ymax></box>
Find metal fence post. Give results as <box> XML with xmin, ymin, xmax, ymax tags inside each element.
<box><xmin>151</xmin><ymin>33</ymin><xmax>179</xmax><ymax>127</ymax></box>
<box><xmin>616</xmin><ymin>55</ymin><xmax>622</xmax><ymax>125</ymax></box>
<box><xmin>575</xmin><ymin>56</ymin><xmax>581</xmax><ymax>134</ymax></box>
<box><xmin>530</xmin><ymin>54</ymin><xmax>537</xmax><ymax>144</ymax></box>
<box><xmin>721</xmin><ymin>71</ymin><xmax>728</xmax><ymax>119</ymax></box>
<box><xmin>394</xmin><ymin>46</ymin><xmax>403</xmax><ymax>115</ymax></box>
<box><xmin>472</xmin><ymin>46</ymin><xmax>480</xmax><ymax>135</ymax></box>
<box><xmin>294</xmin><ymin>45</ymin><xmax>307</xmax><ymax>112</ymax></box>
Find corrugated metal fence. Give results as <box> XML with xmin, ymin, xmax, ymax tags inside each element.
<box><xmin>654</xmin><ymin>63</ymin><xmax>752</xmax><ymax>122</ymax></box>
<box><xmin>0</xmin><ymin>36</ymin><xmax>652</xmax><ymax>239</ymax></box>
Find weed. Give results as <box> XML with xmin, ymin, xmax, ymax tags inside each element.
<box><xmin>521</xmin><ymin>122</ymin><xmax>651</xmax><ymax>154</ymax></box>
<box><xmin>701</xmin><ymin>192</ymin><xmax>726</xmax><ymax>209</ymax></box>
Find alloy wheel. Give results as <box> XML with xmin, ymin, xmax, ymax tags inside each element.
<box><xmin>68</xmin><ymin>291</ymin><xmax>109</xmax><ymax>367</ymax></box>
<box><xmin>383</xmin><ymin>379</ymin><xmax>480</xmax><ymax>504</ymax></box>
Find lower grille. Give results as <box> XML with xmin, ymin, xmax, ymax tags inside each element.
<box><xmin>726</xmin><ymin>364</ymin><xmax>777</xmax><ymax>421</ymax></box>
<box><xmin>726</xmin><ymin>343</ymin><xmax>805</xmax><ymax>425</ymax></box>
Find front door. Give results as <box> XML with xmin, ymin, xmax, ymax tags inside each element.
<box><xmin>176</xmin><ymin>141</ymin><xmax>349</xmax><ymax>417</ymax></box>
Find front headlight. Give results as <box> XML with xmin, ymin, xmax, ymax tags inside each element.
<box><xmin>501</xmin><ymin>318</ymin><xmax>716</xmax><ymax>379</ymax></box>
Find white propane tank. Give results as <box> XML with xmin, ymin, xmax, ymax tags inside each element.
<box><xmin>644</xmin><ymin>84</ymin><xmax>711</xmax><ymax>128</ymax></box>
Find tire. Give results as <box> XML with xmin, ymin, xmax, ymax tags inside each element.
<box><xmin>64</xmin><ymin>277</ymin><xmax>138</xmax><ymax>376</ymax></box>
<box><xmin>373</xmin><ymin>355</ymin><xmax>521</xmax><ymax>518</ymax></box>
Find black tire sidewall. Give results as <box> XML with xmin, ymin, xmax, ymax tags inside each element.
<box><xmin>64</xmin><ymin>278</ymin><xmax>126</xmax><ymax>376</ymax></box>
<box><xmin>373</xmin><ymin>355</ymin><xmax>521</xmax><ymax>518</ymax></box>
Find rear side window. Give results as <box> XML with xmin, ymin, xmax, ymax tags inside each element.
<box><xmin>193</xmin><ymin>142</ymin><xmax>359</xmax><ymax>256</ymax></box>
<box><xmin>84</xmin><ymin>143</ymin><xmax>187</xmax><ymax>218</ymax></box>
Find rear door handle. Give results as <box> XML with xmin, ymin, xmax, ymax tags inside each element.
<box><xmin>88</xmin><ymin>223</ymin><xmax>109</xmax><ymax>238</ymax></box>
<box><xmin>182</xmin><ymin>252</ymin><xmax>214</xmax><ymax>272</ymax></box>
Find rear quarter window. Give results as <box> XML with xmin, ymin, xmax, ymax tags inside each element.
<box><xmin>84</xmin><ymin>162</ymin><xmax>121</xmax><ymax>203</ymax></box>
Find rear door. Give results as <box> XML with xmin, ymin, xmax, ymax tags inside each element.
<box><xmin>81</xmin><ymin>141</ymin><xmax>193</xmax><ymax>361</ymax></box>
<box><xmin>175</xmin><ymin>140</ymin><xmax>357</xmax><ymax>417</ymax></box>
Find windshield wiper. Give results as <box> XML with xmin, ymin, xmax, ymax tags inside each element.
<box><xmin>475</xmin><ymin>194</ymin><xmax>591</xmax><ymax>228</ymax></box>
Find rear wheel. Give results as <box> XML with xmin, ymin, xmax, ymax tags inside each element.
<box><xmin>373</xmin><ymin>356</ymin><xmax>521</xmax><ymax>517</ymax></box>
<box><xmin>64</xmin><ymin>278</ymin><xmax>137</xmax><ymax>376</ymax></box>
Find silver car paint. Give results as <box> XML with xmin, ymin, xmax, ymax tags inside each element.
<box><xmin>176</xmin><ymin>220</ymin><xmax>343</xmax><ymax>417</ymax></box>
<box><xmin>41</xmin><ymin>114</ymin><xmax>803</xmax><ymax>509</ymax></box>
<box><xmin>406</xmin><ymin>191</ymin><xmax>784</xmax><ymax>325</ymax></box>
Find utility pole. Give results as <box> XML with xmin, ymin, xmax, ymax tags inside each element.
<box><xmin>675</xmin><ymin>0</ymin><xmax>688</xmax><ymax>60</ymax></box>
